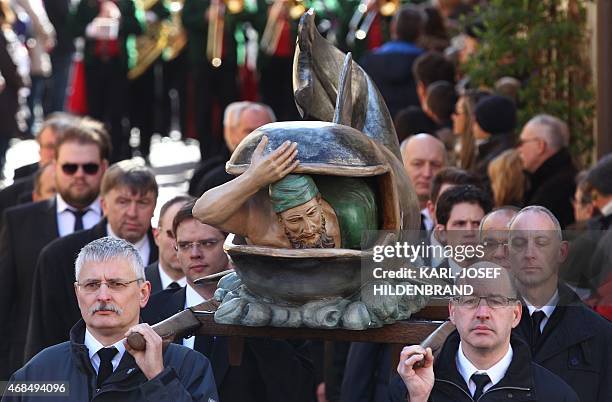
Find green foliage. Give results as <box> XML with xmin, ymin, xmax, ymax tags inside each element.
<box><xmin>464</xmin><ymin>0</ymin><xmax>594</xmax><ymax>165</ymax></box>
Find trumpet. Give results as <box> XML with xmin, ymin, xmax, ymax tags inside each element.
<box><xmin>260</xmin><ymin>0</ymin><xmax>306</xmax><ymax>56</ymax></box>
<box><xmin>346</xmin><ymin>0</ymin><xmax>399</xmax><ymax>47</ymax></box>
<box><xmin>206</xmin><ymin>0</ymin><xmax>244</xmax><ymax>68</ymax></box>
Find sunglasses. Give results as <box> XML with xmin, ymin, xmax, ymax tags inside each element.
<box><xmin>61</xmin><ymin>163</ymin><xmax>100</xmax><ymax>175</ymax></box>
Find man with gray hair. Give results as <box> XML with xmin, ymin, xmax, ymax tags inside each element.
<box><xmin>25</xmin><ymin>160</ymin><xmax>159</xmax><ymax>360</ymax></box>
<box><xmin>5</xmin><ymin>237</ymin><xmax>218</xmax><ymax>401</ymax></box>
<box><xmin>508</xmin><ymin>206</ymin><xmax>612</xmax><ymax>402</ymax></box>
<box><xmin>189</xmin><ymin>101</ymin><xmax>276</xmax><ymax>197</ymax></box>
<box><xmin>517</xmin><ymin>114</ymin><xmax>577</xmax><ymax>227</ymax></box>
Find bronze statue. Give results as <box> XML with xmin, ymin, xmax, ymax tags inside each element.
<box><xmin>193</xmin><ymin>9</ymin><xmax>425</xmax><ymax>330</ymax></box>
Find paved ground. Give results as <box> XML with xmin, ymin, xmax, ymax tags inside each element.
<box><xmin>1</xmin><ymin>135</ymin><xmax>202</xmax><ymax>225</ymax></box>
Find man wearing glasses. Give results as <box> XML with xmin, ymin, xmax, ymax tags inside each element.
<box><xmin>508</xmin><ymin>206</ymin><xmax>612</xmax><ymax>402</ymax></box>
<box><xmin>389</xmin><ymin>262</ymin><xmax>579</xmax><ymax>402</ymax></box>
<box><xmin>0</xmin><ymin>117</ymin><xmax>110</xmax><ymax>379</ymax></box>
<box><xmin>516</xmin><ymin>114</ymin><xmax>576</xmax><ymax>228</ymax></box>
<box><xmin>25</xmin><ymin>160</ymin><xmax>159</xmax><ymax>362</ymax></box>
<box><xmin>141</xmin><ymin>201</ymin><xmax>315</xmax><ymax>402</ymax></box>
<box><xmin>4</xmin><ymin>237</ymin><xmax>218</xmax><ymax>401</ymax></box>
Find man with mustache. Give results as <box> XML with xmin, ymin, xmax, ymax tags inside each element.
<box><xmin>141</xmin><ymin>201</ymin><xmax>315</xmax><ymax>402</ymax></box>
<box><xmin>508</xmin><ymin>206</ymin><xmax>612</xmax><ymax>402</ymax></box>
<box><xmin>4</xmin><ymin>237</ymin><xmax>218</xmax><ymax>401</ymax></box>
<box><xmin>389</xmin><ymin>262</ymin><xmax>579</xmax><ymax>402</ymax></box>
<box><xmin>24</xmin><ymin>160</ymin><xmax>159</xmax><ymax>361</ymax></box>
<box><xmin>195</xmin><ymin>136</ymin><xmax>379</xmax><ymax>250</ymax></box>
<box><xmin>0</xmin><ymin>117</ymin><xmax>110</xmax><ymax>379</ymax></box>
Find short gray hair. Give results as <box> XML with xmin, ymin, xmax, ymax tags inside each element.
<box><xmin>223</xmin><ymin>101</ymin><xmax>276</xmax><ymax>129</ymax></box>
<box><xmin>527</xmin><ymin>114</ymin><xmax>569</xmax><ymax>150</ymax></box>
<box><xmin>75</xmin><ymin>237</ymin><xmax>145</xmax><ymax>280</ymax></box>
<box><xmin>508</xmin><ymin>205</ymin><xmax>563</xmax><ymax>240</ymax></box>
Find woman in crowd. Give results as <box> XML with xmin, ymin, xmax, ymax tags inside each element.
<box><xmin>487</xmin><ymin>148</ymin><xmax>525</xmax><ymax>207</ymax></box>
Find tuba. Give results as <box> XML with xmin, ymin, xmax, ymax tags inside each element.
<box><xmin>346</xmin><ymin>0</ymin><xmax>399</xmax><ymax>47</ymax></box>
<box><xmin>206</xmin><ymin>0</ymin><xmax>244</xmax><ymax>68</ymax></box>
<box><xmin>129</xmin><ymin>0</ymin><xmax>187</xmax><ymax>80</ymax></box>
<box><xmin>260</xmin><ymin>0</ymin><xmax>306</xmax><ymax>56</ymax></box>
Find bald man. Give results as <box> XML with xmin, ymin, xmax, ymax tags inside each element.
<box><xmin>479</xmin><ymin>207</ymin><xmax>519</xmax><ymax>269</ymax></box>
<box><xmin>400</xmin><ymin>134</ymin><xmax>447</xmax><ymax>232</ymax></box>
<box><xmin>189</xmin><ymin>101</ymin><xmax>276</xmax><ymax>197</ymax></box>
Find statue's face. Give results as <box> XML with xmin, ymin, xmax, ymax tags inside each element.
<box><xmin>278</xmin><ymin>196</ymin><xmax>333</xmax><ymax>249</ymax></box>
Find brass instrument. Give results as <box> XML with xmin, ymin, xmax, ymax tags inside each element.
<box><xmin>346</xmin><ymin>0</ymin><xmax>399</xmax><ymax>47</ymax></box>
<box><xmin>206</xmin><ymin>0</ymin><xmax>244</xmax><ymax>68</ymax></box>
<box><xmin>260</xmin><ymin>0</ymin><xmax>305</xmax><ymax>56</ymax></box>
<box><xmin>129</xmin><ymin>0</ymin><xmax>187</xmax><ymax>80</ymax></box>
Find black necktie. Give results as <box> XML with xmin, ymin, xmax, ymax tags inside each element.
<box><xmin>168</xmin><ymin>282</ymin><xmax>181</xmax><ymax>289</ymax></box>
<box><xmin>471</xmin><ymin>373</ymin><xmax>491</xmax><ymax>401</ymax></box>
<box><xmin>531</xmin><ymin>310</ymin><xmax>546</xmax><ymax>347</ymax></box>
<box><xmin>68</xmin><ymin>209</ymin><xmax>88</xmax><ymax>231</ymax></box>
<box><xmin>97</xmin><ymin>347</ymin><xmax>118</xmax><ymax>388</ymax></box>
<box><xmin>420</xmin><ymin>213</ymin><xmax>427</xmax><ymax>232</ymax></box>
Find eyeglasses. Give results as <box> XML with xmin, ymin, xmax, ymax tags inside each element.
<box><xmin>516</xmin><ymin>138</ymin><xmax>540</xmax><ymax>147</ymax></box>
<box><xmin>176</xmin><ymin>239</ymin><xmax>220</xmax><ymax>252</ymax></box>
<box><xmin>452</xmin><ymin>295</ymin><xmax>519</xmax><ymax>309</ymax></box>
<box><xmin>76</xmin><ymin>278</ymin><xmax>143</xmax><ymax>293</ymax></box>
<box><xmin>61</xmin><ymin>163</ymin><xmax>100</xmax><ymax>175</ymax></box>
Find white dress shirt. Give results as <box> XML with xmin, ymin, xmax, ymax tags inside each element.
<box><xmin>107</xmin><ymin>224</ymin><xmax>150</xmax><ymax>264</ymax></box>
<box><xmin>456</xmin><ymin>342</ymin><xmax>513</xmax><ymax>396</ymax></box>
<box><xmin>84</xmin><ymin>329</ymin><xmax>126</xmax><ymax>374</ymax></box>
<box><xmin>421</xmin><ymin>208</ymin><xmax>434</xmax><ymax>232</ymax></box>
<box><xmin>56</xmin><ymin>194</ymin><xmax>102</xmax><ymax>237</ymax></box>
<box><xmin>158</xmin><ymin>263</ymin><xmax>187</xmax><ymax>289</ymax></box>
<box><xmin>525</xmin><ymin>290</ymin><xmax>559</xmax><ymax>332</ymax></box>
<box><xmin>182</xmin><ymin>284</ymin><xmax>206</xmax><ymax>350</ymax></box>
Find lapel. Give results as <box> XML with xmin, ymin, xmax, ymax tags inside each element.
<box><xmin>42</xmin><ymin>197</ymin><xmax>60</xmax><ymax>238</ymax></box>
<box><xmin>145</xmin><ymin>263</ymin><xmax>162</xmax><ymax>294</ymax></box>
<box><xmin>146</xmin><ymin>229</ymin><xmax>158</xmax><ymax>265</ymax></box>
<box><xmin>165</xmin><ymin>288</ymin><xmax>230</xmax><ymax>386</ymax></box>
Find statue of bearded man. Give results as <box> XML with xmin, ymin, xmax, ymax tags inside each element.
<box><xmin>193</xmin><ymin>136</ymin><xmax>342</xmax><ymax>249</ymax></box>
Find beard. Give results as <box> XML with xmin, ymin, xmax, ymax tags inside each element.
<box><xmin>60</xmin><ymin>183</ymin><xmax>99</xmax><ymax>209</ymax></box>
<box><xmin>284</xmin><ymin>214</ymin><xmax>336</xmax><ymax>249</ymax></box>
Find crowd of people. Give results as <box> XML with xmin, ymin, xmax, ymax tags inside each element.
<box><xmin>0</xmin><ymin>0</ymin><xmax>611</xmax><ymax>401</ymax></box>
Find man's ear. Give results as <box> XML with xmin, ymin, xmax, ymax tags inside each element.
<box><xmin>448</xmin><ymin>302</ymin><xmax>455</xmax><ymax>325</ymax></box>
<box><xmin>511</xmin><ymin>301</ymin><xmax>522</xmax><ymax>328</ymax></box>
<box><xmin>101</xmin><ymin>196</ymin><xmax>108</xmax><ymax>216</ymax></box>
<box><xmin>139</xmin><ymin>281</ymin><xmax>151</xmax><ymax>308</ymax></box>
<box><xmin>435</xmin><ymin>224</ymin><xmax>447</xmax><ymax>244</ymax></box>
<box><xmin>426</xmin><ymin>200</ymin><xmax>436</xmax><ymax>226</ymax></box>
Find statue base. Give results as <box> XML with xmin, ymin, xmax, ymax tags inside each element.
<box><xmin>213</xmin><ymin>272</ymin><xmax>429</xmax><ymax>330</ymax></box>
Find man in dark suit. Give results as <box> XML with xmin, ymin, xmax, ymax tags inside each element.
<box><xmin>0</xmin><ymin>114</ymin><xmax>71</xmax><ymax>228</ymax></box>
<box><xmin>146</xmin><ymin>195</ymin><xmax>195</xmax><ymax>294</ymax></box>
<box><xmin>0</xmin><ymin>119</ymin><xmax>109</xmax><ymax>379</ymax></box>
<box><xmin>142</xmin><ymin>201</ymin><xmax>315</xmax><ymax>402</ymax></box>
<box><xmin>508</xmin><ymin>206</ymin><xmax>612</xmax><ymax>402</ymax></box>
<box><xmin>24</xmin><ymin>159</ymin><xmax>159</xmax><ymax>361</ymax></box>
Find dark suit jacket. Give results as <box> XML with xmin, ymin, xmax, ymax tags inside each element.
<box><xmin>514</xmin><ymin>283</ymin><xmax>612</xmax><ymax>402</ymax></box>
<box><xmin>144</xmin><ymin>262</ymin><xmax>162</xmax><ymax>294</ymax></box>
<box><xmin>0</xmin><ymin>198</ymin><xmax>58</xmax><ymax>379</ymax></box>
<box><xmin>13</xmin><ymin>162</ymin><xmax>38</xmax><ymax>180</ymax></box>
<box><xmin>24</xmin><ymin>219</ymin><xmax>158</xmax><ymax>361</ymax></box>
<box><xmin>0</xmin><ymin>176</ymin><xmax>34</xmax><ymax>229</ymax></box>
<box><xmin>141</xmin><ymin>287</ymin><xmax>316</xmax><ymax>402</ymax></box>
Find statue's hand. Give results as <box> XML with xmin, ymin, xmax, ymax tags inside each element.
<box><xmin>248</xmin><ymin>136</ymin><xmax>299</xmax><ymax>187</ymax></box>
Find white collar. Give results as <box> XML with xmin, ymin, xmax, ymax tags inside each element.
<box><xmin>525</xmin><ymin>289</ymin><xmax>559</xmax><ymax>317</ymax></box>
<box><xmin>106</xmin><ymin>223</ymin><xmax>149</xmax><ymax>262</ymax></box>
<box><xmin>158</xmin><ymin>263</ymin><xmax>187</xmax><ymax>289</ymax></box>
<box><xmin>185</xmin><ymin>284</ymin><xmax>206</xmax><ymax>309</ymax></box>
<box><xmin>84</xmin><ymin>328</ymin><xmax>126</xmax><ymax>373</ymax></box>
<box><xmin>56</xmin><ymin>193</ymin><xmax>102</xmax><ymax>216</ymax></box>
<box><xmin>456</xmin><ymin>341</ymin><xmax>513</xmax><ymax>394</ymax></box>
<box><xmin>421</xmin><ymin>208</ymin><xmax>434</xmax><ymax>232</ymax></box>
